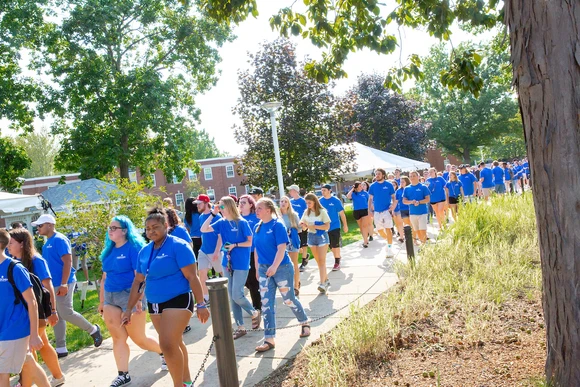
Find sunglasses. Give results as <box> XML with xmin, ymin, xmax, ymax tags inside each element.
<box><xmin>219</xmin><ymin>205</ymin><xmax>225</xmax><ymax>210</ymax></box>
<box><xmin>37</xmin><ymin>223</ymin><xmax>47</xmax><ymax>229</ymax></box>
<box><xmin>108</xmin><ymin>226</ymin><xmax>125</xmax><ymax>231</ymax></box>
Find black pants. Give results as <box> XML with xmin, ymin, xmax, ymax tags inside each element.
<box><xmin>245</xmin><ymin>252</ymin><xmax>261</xmax><ymax>310</ymax></box>
<box><xmin>192</xmin><ymin>237</ymin><xmax>202</xmax><ymax>258</ymax></box>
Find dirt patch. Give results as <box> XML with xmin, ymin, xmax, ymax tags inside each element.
<box><xmin>256</xmin><ymin>295</ymin><xmax>546</xmax><ymax>387</ymax></box>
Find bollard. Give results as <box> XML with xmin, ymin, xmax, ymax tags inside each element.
<box><xmin>207</xmin><ymin>277</ymin><xmax>239</xmax><ymax>387</ymax></box>
<box><xmin>404</xmin><ymin>225</ymin><xmax>415</xmax><ymax>265</ymax></box>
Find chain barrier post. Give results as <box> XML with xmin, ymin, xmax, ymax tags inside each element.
<box><xmin>207</xmin><ymin>277</ymin><xmax>239</xmax><ymax>387</ymax></box>
<box><xmin>404</xmin><ymin>225</ymin><xmax>415</xmax><ymax>265</ymax></box>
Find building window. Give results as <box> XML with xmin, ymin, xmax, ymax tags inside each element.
<box><xmin>129</xmin><ymin>171</ymin><xmax>137</xmax><ymax>183</ymax></box>
<box><xmin>206</xmin><ymin>189</ymin><xmax>215</xmax><ymax>201</ymax></box>
<box><xmin>226</xmin><ymin>165</ymin><xmax>235</xmax><ymax>178</ymax></box>
<box><xmin>204</xmin><ymin>167</ymin><xmax>213</xmax><ymax>180</ymax></box>
<box><xmin>175</xmin><ymin>193</ymin><xmax>184</xmax><ymax>207</ymax></box>
<box><xmin>150</xmin><ymin>174</ymin><xmax>156</xmax><ymax>187</ymax></box>
<box><xmin>172</xmin><ymin>175</ymin><xmax>181</xmax><ymax>184</ymax></box>
<box><xmin>228</xmin><ymin>186</ymin><xmax>237</xmax><ymax>196</ymax></box>
<box><xmin>188</xmin><ymin>169</ymin><xmax>197</xmax><ymax>181</ymax></box>
<box><xmin>245</xmin><ymin>185</ymin><xmax>250</xmax><ymax>194</ymax></box>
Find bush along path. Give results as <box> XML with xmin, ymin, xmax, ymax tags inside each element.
<box><xmin>256</xmin><ymin>193</ymin><xmax>547</xmax><ymax>387</ymax></box>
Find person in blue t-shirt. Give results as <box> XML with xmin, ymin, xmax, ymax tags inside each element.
<box><xmin>279</xmin><ymin>196</ymin><xmax>302</xmax><ymax>295</ymax></box>
<box><xmin>403</xmin><ymin>171</ymin><xmax>431</xmax><ymax>244</ymax></box>
<box><xmin>33</xmin><ymin>214</ymin><xmax>102</xmax><ymax>358</ymax></box>
<box><xmin>492</xmin><ymin>160</ymin><xmax>506</xmax><ymax>194</ymax></box>
<box><xmin>347</xmin><ymin>181</ymin><xmax>373</xmax><ymax>248</ymax></box>
<box><xmin>252</xmin><ymin>198</ymin><xmax>310</xmax><ymax>353</ymax></box>
<box><xmin>8</xmin><ymin>228</ymin><xmax>65</xmax><ymax>385</ymax></box>
<box><xmin>478</xmin><ymin>162</ymin><xmax>495</xmax><ymax>201</ymax></box>
<box><xmin>184</xmin><ymin>197</ymin><xmax>202</xmax><ymax>257</ymax></box>
<box><xmin>288</xmin><ymin>185</ymin><xmax>310</xmax><ymax>272</ymax></box>
<box><xmin>426</xmin><ymin>168</ymin><xmax>448</xmax><ymax>229</ymax></box>
<box><xmin>393</xmin><ymin>177</ymin><xmax>413</xmax><ymax>243</ymax></box>
<box><xmin>98</xmin><ymin>216</ymin><xmax>164</xmax><ymax>386</ymax></box>
<box><xmin>166</xmin><ymin>208</ymin><xmax>193</xmax><ymax>246</ymax></box>
<box><xmin>0</xmin><ymin>229</ymin><xmax>48</xmax><ymax>386</ymax></box>
<box><xmin>201</xmin><ymin>196</ymin><xmax>259</xmax><ymax>338</ymax></box>
<box><xmin>238</xmin><ymin>194</ymin><xmax>262</xmax><ymax>313</ymax></box>
<box><xmin>445</xmin><ymin>172</ymin><xmax>464</xmax><ymax>221</ymax></box>
<box><xmin>319</xmin><ymin>184</ymin><xmax>348</xmax><ymax>271</ymax></box>
<box><xmin>458</xmin><ymin>165</ymin><xmax>478</xmax><ymax>202</ymax></box>
<box><xmin>368</xmin><ymin>168</ymin><xmax>398</xmax><ymax>258</ymax></box>
<box><xmin>442</xmin><ymin>164</ymin><xmax>452</xmax><ymax>181</ymax></box>
<box><xmin>195</xmin><ymin>194</ymin><xmax>223</xmax><ymax>304</ymax></box>
<box><xmin>122</xmin><ymin>207</ymin><xmax>208</xmax><ymax>387</ymax></box>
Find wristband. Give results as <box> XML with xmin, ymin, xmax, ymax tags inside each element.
<box><xmin>196</xmin><ymin>302</ymin><xmax>207</xmax><ymax>309</ymax></box>
<box><xmin>60</xmin><ymin>283</ymin><xmax>68</xmax><ymax>287</ymax></box>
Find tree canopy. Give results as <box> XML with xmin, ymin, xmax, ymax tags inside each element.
<box><xmin>234</xmin><ymin>39</ymin><xmax>356</xmax><ymax>191</ymax></box>
<box><xmin>0</xmin><ymin>136</ymin><xmax>31</xmax><ymax>192</ymax></box>
<box><xmin>13</xmin><ymin>131</ymin><xmax>63</xmax><ymax>178</ymax></box>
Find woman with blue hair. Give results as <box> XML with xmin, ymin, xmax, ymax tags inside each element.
<box><xmin>98</xmin><ymin>216</ymin><xmax>166</xmax><ymax>387</ymax></box>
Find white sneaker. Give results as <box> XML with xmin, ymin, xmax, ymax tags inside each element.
<box><xmin>50</xmin><ymin>375</ymin><xmax>66</xmax><ymax>387</ymax></box>
<box><xmin>160</xmin><ymin>355</ymin><xmax>168</xmax><ymax>371</ymax></box>
<box><xmin>386</xmin><ymin>248</ymin><xmax>394</xmax><ymax>258</ymax></box>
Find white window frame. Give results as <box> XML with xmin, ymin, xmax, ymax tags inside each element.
<box><xmin>228</xmin><ymin>186</ymin><xmax>237</xmax><ymax>196</ymax></box>
<box><xmin>226</xmin><ymin>165</ymin><xmax>235</xmax><ymax>178</ymax></box>
<box><xmin>245</xmin><ymin>185</ymin><xmax>250</xmax><ymax>194</ymax></box>
<box><xmin>206</xmin><ymin>189</ymin><xmax>215</xmax><ymax>201</ymax></box>
<box><xmin>204</xmin><ymin>167</ymin><xmax>213</xmax><ymax>180</ymax></box>
<box><xmin>150</xmin><ymin>174</ymin><xmax>156</xmax><ymax>187</ymax></box>
<box><xmin>188</xmin><ymin>169</ymin><xmax>197</xmax><ymax>181</ymax></box>
<box><xmin>128</xmin><ymin>171</ymin><xmax>137</xmax><ymax>183</ymax></box>
<box><xmin>175</xmin><ymin>192</ymin><xmax>184</xmax><ymax>207</ymax></box>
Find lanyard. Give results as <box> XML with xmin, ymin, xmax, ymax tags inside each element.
<box><xmin>146</xmin><ymin>236</ymin><xmax>168</xmax><ymax>275</ymax></box>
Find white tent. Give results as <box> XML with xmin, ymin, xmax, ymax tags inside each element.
<box><xmin>0</xmin><ymin>192</ymin><xmax>43</xmax><ymax>230</ymax></box>
<box><xmin>341</xmin><ymin>142</ymin><xmax>431</xmax><ymax>180</ymax></box>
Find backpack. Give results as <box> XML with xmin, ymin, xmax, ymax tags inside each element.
<box><xmin>8</xmin><ymin>260</ymin><xmax>53</xmax><ymax>320</ymax></box>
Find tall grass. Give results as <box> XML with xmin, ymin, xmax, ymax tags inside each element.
<box><xmin>303</xmin><ymin>194</ymin><xmax>541</xmax><ymax>386</ymax></box>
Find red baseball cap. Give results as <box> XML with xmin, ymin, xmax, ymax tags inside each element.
<box><xmin>194</xmin><ymin>194</ymin><xmax>210</xmax><ymax>203</ymax></box>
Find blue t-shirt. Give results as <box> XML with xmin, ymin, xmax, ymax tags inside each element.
<box><xmin>351</xmin><ymin>190</ymin><xmax>369</xmax><ymax>211</ymax></box>
<box><xmin>426</xmin><ymin>177</ymin><xmax>447</xmax><ymax>203</ymax></box>
<box><xmin>480</xmin><ymin>167</ymin><xmax>495</xmax><ymax>188</ymax></box>
<box><xmin>242</xmin><ymin>213</ymin><xmax>259</xmax><ymax>232</ymax></box>
<box><xmin>492</xmin><ymin>166</ymin><xmax>505</xmax><ymax>185</ymax></box>
<box><xmin>403</xmin><ymin>184</ymin><xmax>431</xmax><ymax>216</ymax></box>
<box><xmin>170</xmin><ymin>225</ymin><xmax>192</xmax><ymax>244</ymax></box>
<box><xmin>319</xmin><ymin>196</ymin><xmax>344</xmax><ymax>231</ymax></box>
<box><xmin>290</xmin><ymin>197</ymin><xmax>307</xmax><ymax>219</ymax></box>
<box><xmin>0</xmin><ymin>258</ymin><xmax>32</xmax><ymax>340</ymax></box>
<box><xmin>184</xmin><ymin>213</ymin><xmax>201</xmax><ymax>238</ymax></box>
<box><xmin>458</xmin><ymin>172</ymin><xmax>478</xmax><ymax>196</ymax></box>
<box><xmin>368</xmin><ymin>180</ymin><xmax>395</xmax><ymax>212</ymax></box>
<box><xmin>445</xmin><ymin>180</ymin><xmax>463</xmax><ymax>198</ymax></box>
<box><xmin>200</xmin><ymin>212</ymin><xmax>222</xmax><ymax>254</ymax></box>
<box><xmin>28</xmin><ymin>255</ymin><xmax>52</xmax><ymax>282</ymax></box>
<box><xmin>137</xmin><ymin>236</ymin><xmax>196</xmax><ymax>304</ymax></box>
<box><xmin>42</xmin><ymin>232</ymin><xmax>76</xmax><ymax>286</ymax></box>
<box><xmin>211</xmin><ymin>218</ymin><xmax>253</xmax><ymax>271</ymax></box>
<box><xmin>395</xmin><ymin>188</ymin><xmax>409</xmax><ymax>212</ymax></box>
<box><xmin>442</xmin><ymin>171</ymin><xmax>450</xmax><ymax>181</ymax></box>
<box><xmin>504</xmin><ymin>168</ymin><xmax>512</xmax><ymax>181</ymax></box>
<box><xmin>102</xmin><ymin>243</ymin><xmax>140</xmax><ymax>292</ymax></box>
<box><xmin>253</xmin><ymin>219</ymin><xmax>291</xmax><ymax>266</ymax></box>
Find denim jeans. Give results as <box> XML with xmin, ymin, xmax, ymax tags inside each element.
<box><xmin>222</xmin><ymin>267</ymin><xmax>256</xmax><ymax>327</ymax></box>
<box><xmin>258</xmin><ymin>263</ymin><xmax>309</xmax><ymax>339</ymax></box>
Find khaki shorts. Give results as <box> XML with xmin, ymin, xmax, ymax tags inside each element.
<box><xmin>482</xmin><ymin>188</ymin><xmax>492</xmax><ymax>197</ymax></box>
<box><xmin>198</xmin><ymin>250</ymin><xmax>222</xmax><ymax>272</ymax></box>
<box><xmin>373</xmin><ymin>210</ymin><xmax>393</xmax><ymax>230</ymax></box>
<box><xmin>410</xmin><ymin>214</ymin><xmax>428</xmax><ymax>231</ymax></box>
<box><xmin>0</xmin><ymin>336</ymin><xmax>29</xmax><ymax>374</ymax></box>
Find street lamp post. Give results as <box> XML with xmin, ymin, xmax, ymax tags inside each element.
<box><xmin>261</xmin><ymin>101</ymin><xmax>284</xmax><ymax>197</ymax></box>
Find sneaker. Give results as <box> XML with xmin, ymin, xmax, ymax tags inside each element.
<box><xmin>88</xmin><ymin>280</ymin><xmax>94</xmax><ymax>285</ymax></box>
<box><xmin>110</xmin><ymin>374</ymin><xmax>131</xmax><ymax>387</ymax></box>
<box><xmin>50</xmin><ymin>375</ymin><xmax>66</xmax><ymax>387</ymax></box>
<box><xmin>317</xmin><ymin>282</ymin><xmax>326</xmax><ymax>293</ymax></box>
<box><xmin>160</xmin><ymin>355</ymin><xmax>168</xmax><ymax>371</ymax></box>
<box><xmin>386</xmin><ymin>248</ymin><xmax>394</xmax><ymax>258</ymax></box>
<box><xmin>369</xmin><ymin>235</ymin><xmax>374</xmax><ymax>241</ymax></box>
<box><xmin>299</xmin><ymin>256</ymin><xmax>309</xmax><ymax>272</ymax></box>
<box><xmin>56</xmin><ymin>351</ymin><xmax>68</xmax><ymax>359</ymax></box>
<box><xmin>183</xmin><ymin>325</ymin><xmax>192</xmax><ymax>334</ymax></box>
<box><xmin>332</xmin><ymin>263</ymin><xmax>340</xmax><ymax>271</ymax></box>
<box><xmin>91</xmin><ymin>324</ymin><xmax>103</xmax><ymax>347</ymax></box>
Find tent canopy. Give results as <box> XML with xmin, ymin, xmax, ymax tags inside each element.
<box><xmin>0</xmin><ymin>192</ymin><xmax>42</xmax><ymax>215</ymax></box>
<box><xmin>342</xmin><ymin>142</ymin><xmax>431</xmax><ymax>180</ymax></box>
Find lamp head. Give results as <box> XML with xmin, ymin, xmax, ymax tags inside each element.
<box><xmin>261</xmin><ymin>101</ymin><xmax>282</xmax><ymax>112</ymax></box>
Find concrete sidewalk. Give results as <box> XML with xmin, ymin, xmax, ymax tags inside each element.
<box><xmin>44</xmin><ymin>229</ymin><xmax>436</xmax><ymax>387</ymax></box>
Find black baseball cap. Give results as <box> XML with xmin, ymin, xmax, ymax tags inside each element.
<box><xmin>248</xmin><ymin>187</ymin><xmax>264</xmax><ymax>195</ymax></box>
<box><xmin>321</xmin><ymin>184</ymin><xmax>332</xmax><ymax>190</ymax></box>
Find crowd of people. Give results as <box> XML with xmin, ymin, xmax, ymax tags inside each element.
<box><xmin>0</xmin><ymin>158</ymin><xmax>530</xmax><ymax>387</ymax></box>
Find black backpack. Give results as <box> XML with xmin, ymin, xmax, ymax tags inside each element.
<box><xmin>8</xmin><ymin>260</ymin><xmax>53</xmax><ymax>320</ymax></box>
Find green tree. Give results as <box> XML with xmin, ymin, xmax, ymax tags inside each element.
<box><xmin>413</xmin><ymin>40</ymin><xmax>520</xmax><ymax>163</ymax></box>
<box><xmin>191</xmin><ymin>129</ymin><xmax>226</xmax><ymax>160</ymax></box>
<box><xmin>202</xmin><ymin>1</ymin><xmax>580</xmax><ymax>384</ymax></box>
<box><xmin>0</xmin><ymin>136</ymin><xmax>32</xmax><ymax>192</ymax></box>
<box><xmin>37</xmin><ymin>0</ymin><xmax>233</xmax><ymax>181</ymax></box>
<box><xmin>184</xmin><ymin>179</ymin><xmax>206</xmax><ymax>199</ymax></box>
<box><xmin>233</xmin><ymin>39</ymin><xmax>356</xmax><ymax>191</ymax></box>
<box><xmin>14</xmin><ymin>131</ymin><xmax>60</xmax><ymax>178</ymax></box>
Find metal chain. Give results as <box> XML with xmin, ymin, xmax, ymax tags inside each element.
<box><xmin>191</xmin><ymin>335</ymin><xmax>217</xmax><ymax>386</ymax></box>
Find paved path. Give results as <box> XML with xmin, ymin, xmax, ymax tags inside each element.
<box><xmin>41</xmin><ymin>228</ymin><xmax>437</xmax><ymax>387</ymax></box>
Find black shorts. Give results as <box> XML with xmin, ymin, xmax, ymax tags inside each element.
<box><xmin>353</xmin><ymin>209</ymin><xmax>369</xmax><ymax>220</ymax></box>
<box><xmin>299</xmin><ymin>230</ymin><xmax>308</xmax><ymax>248</ymax></box>
<box><xmin>430</xmin><ymin>199</ymin><xmax>445</xmax><ymax>205</ymax></box>
<box><xmin>448</xmin><ymin>197</ymin><xmax>459</xmax><ymax>205</ymax></box>
<box><xmin>147</xmin><ymin>292</ymin><xmax>194</xmax><ymax>315</ymax></box>
<box><xmin>328</xmin><ymin>228</ymin><xmax>342</xmax><ymax>249</ymax></box>
<box><xmin>400</xmin><ymin>210</ymin><xmax>410</xmax><ymax>219</ymax></box>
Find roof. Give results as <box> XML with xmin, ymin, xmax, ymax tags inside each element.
<box><xmin>40</xmin><ymin>178</ymin><xmax>119</xmax><ymax>211</ymax></box>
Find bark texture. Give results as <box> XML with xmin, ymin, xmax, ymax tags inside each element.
<box><xmin>505</xmin><ymin>1</ymin><xmax>580</xmax><ymax>385</ymax></box>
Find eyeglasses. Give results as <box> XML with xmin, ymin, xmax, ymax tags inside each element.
<box><xmin>108</xmin><ymin>226</ymin><xmax>125</xmax><ymax>231</ymax></box>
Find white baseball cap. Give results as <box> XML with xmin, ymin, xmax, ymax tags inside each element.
<box><xmin>32</xmin><ymin>214</ymin><xmax>56</xmax><ymax>226</ymax></box>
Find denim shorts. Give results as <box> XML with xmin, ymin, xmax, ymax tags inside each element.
<box><xmin>104</xmin><ymin>289</ymin><xmax>147</xmax><ymax>313</ymax></box>
<box><xmin>286</xmin><ymin>243</ymin><xmax>300</xmax><ymax>253</ymax></box>
<box><xmin>307</xmin><ymin>232</ymin><xmax>329</xmax><ymax>246</ymax></box>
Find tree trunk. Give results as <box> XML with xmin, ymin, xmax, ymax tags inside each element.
<box><xmin>119</xmin><ymin>133</ymin><xmax>129</xmax><ymax>179</ymax></box>
<box><xmin>462</xmin><ymin>148</ymin><xmax>471</xmax><ymax>164</ymax></box>
<box><xmin>506</xmin><ymin>1</ymin><xmax>580</xmax><ymax>385</ymax></box>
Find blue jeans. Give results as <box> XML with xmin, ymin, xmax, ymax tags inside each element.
<box><xmin>258</xmin><ymin>263</ymin><xmax>309</xmax><ymax>339</ymax></box>
<box><xmin>222</xmin><ymin>267</ymin><xmax>256</xmax><ymax>327</ymax></box>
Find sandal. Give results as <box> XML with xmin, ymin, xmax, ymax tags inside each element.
<box><xmin>300</xmin><ymin>324</ymin><xmax>311</xmax><ymax>338</ymax></box>
<box><xmin>294</xmin><ymin>287</ymin><xmax>300</xmax><ymax>297</ymax></box>
<box><xmin>251</xmin><ymin>311</ymin><xmax>261</xmax><ymax>330</ymax></box>
<box><xmin>363</xmin><ymin>243</ymin><xmax>368</xmax><ymax>248</ymax></box>
<box><xmin>233</xmin><ymin>329</ymin><xmax>247</xmax><ymax>340</ymax></box>
<box><xmin>255</xmin><ymin>341</ymin><xmax>275</xmax><ymax>352</ymax></box>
